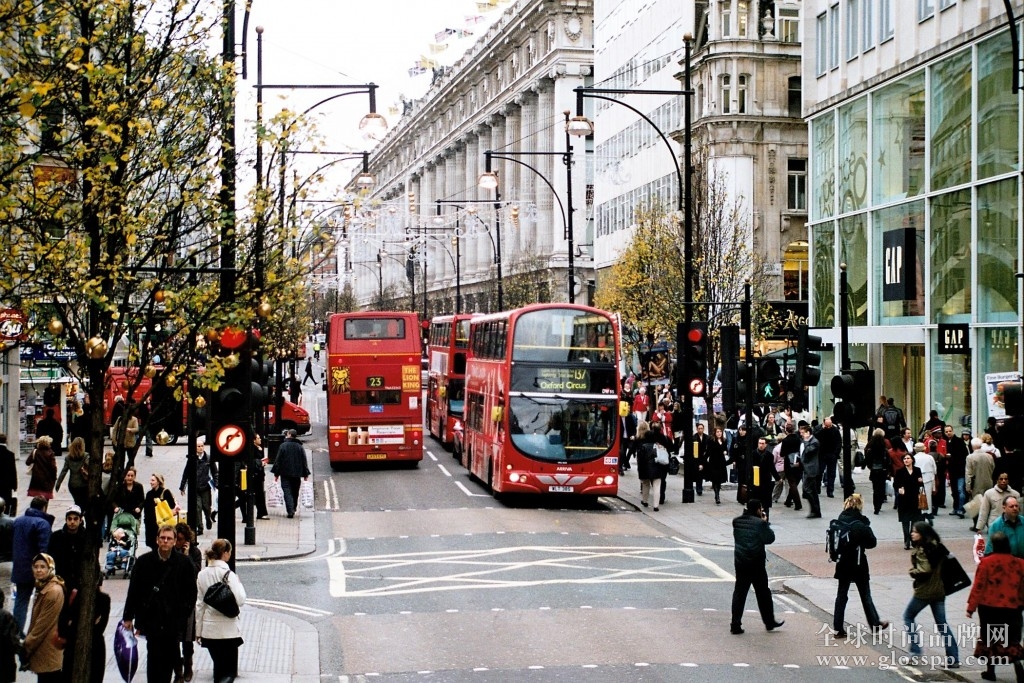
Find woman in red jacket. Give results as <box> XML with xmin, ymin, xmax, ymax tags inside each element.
<box><xmin>966</xmin><ymin>531</ymin><xmax>1024</xmax><ymax>681</ymax></box>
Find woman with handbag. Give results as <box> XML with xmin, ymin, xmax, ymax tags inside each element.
<box><xmin>635</xmin><ymin>422</ymin><xmax>659</xmax><ymax>511</ymax></box>
<box><xmin>903</xmin><ymin>522</ymin><xmax>960</xmax><ymax>667</ymax></box>
<box><xmin>966</xmin><ymin>531</ymin><xmax>1024</xmax><ymax>681</ymax></box>
<box><xmin>22</xmin><ymin>553</ymin><xmax>65</xmax><ymax>682</ymax></box>
<box><xmin>893</xmin><ymin>453</ymin><xmax>924</xmax><ymax>549</ymax></box>
<box><xmin>195</xmin><ymin>539</ymin><xmax>246</xmax><ymax>683</ymax></box>
<box><xmin>25</xmin><ymin>436</ymin><xmax>57</xmax><ymax>501</ymax></box>
<box><xmin>143</xmin><ymin>473</ymin><xmax>176</xmax><ymax>551</ymax></box>
<box><xmin>706</xmin><ymin>427</ymin><xmax>729</xmax><ymax>505</ymax></box>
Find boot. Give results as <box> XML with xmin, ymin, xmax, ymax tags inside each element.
<box><xmin>184</xmin><ymin>656</ymin><xmax>194</xmax><ymax>682</ymax></box>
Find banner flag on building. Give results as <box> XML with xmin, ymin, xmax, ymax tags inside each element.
<box><xmin>477</xmin><ymin>0</ymin><xmax>498</xmax><ymax>12</ymax></box>
<box><xmin>428</xmin><ymin>43</ymin><xmax>448</xmax><ymax>54</ymax></box>
<box><xmin>407</xmin><ymin>66</ymin><xmax>427</xmax><ymax>77</ymax></box>
<box><xmin>434</xmin><ymin>28</ymin><xmax>457</xmax><ymax>42</ymax></box>
<box><xmin>465</xmin><ymin>14</ymin><xmax>485</xmax><ymax>24</ymax></box>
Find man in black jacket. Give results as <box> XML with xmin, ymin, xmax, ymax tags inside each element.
<box><xmin>943</xmin><ymin>425</ymin><xmax>970</xmax><ymax>517</ymax></box>
<box><xmin>0</xmin><ymin>434</ymin><xmax>17</xmax><ymax>516</ymax></box>
<box><xmin>780</xmin><ymin>423</ymin><xmax>803</xmax><ymax>510</ymax></box>
<box><xmin>831</xmin><ymin>493</ymin><xmax>888</xmax><ymax>637</ymax></box>
<box><xmin>271</xmin><ymin>429</ymin><xmax>310</xmax><ymax>519</ymax></box>
<box><xmin>48</xmin><ymin>505</ymin><xmax>87</xmax><ymax>593</ymax></box>
<box><xmin>816</xmin><ymin>417</ymin><xmax>842</xmax><ymax>498</ymax></box>
<box><xmin>123</xmin><ymin>524</ymin><xmax>198</xmax><ymax>683</ymax></box>
<box><xmin>730</xmin><ymin>498</ymin><xmax>784</xmax><ymax>634</ymax></box>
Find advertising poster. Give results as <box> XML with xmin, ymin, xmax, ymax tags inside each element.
<box><xmin>984</xmin><ymin>371</ymin><xmax>1020</xmax><ymax>420</ymax></box>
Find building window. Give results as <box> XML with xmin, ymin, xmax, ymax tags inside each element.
<box><xmin>737</xmin><ymin>74</ymin><xmax>748</xmax><ymax>113</ymax></box>
<box><xmin>788</xmin><ymin>76</ymin><xmax>802</xmax><ymax>118</ymax></box>
<box><xmin>788</xmin><ymin>159</ymin><xmax>807</xmax><ymax>211</ymax></box>
<box><xmin>845</xmin><ymin>0</ymin><xmax>859</xmax><ymax>61</ymax></box>
<box><xmin>720</xmin><ymin>74</ymin><xmax>731</xmax><ymax>114</ymax></box>
<box><xmin>737</xmin><ymin>1</ymin><xmax>749</xmax><ymax>37</ymax></box>
<box><xmin>816</xmin><ymin>13</ymin><xmax>828</xmax><ymax>76</ymax></box>
<box><xmin>939</xmin><ymin>0</ymin><xmax>955</xmax><ymax>8</ymax></box>
<box><xmin>829</xmin><ymin>3</ymin><xmax>840</xmax><ymax>69</ymax></box>
<box><xmin>917</xmin><ymin>0</ymin><xmax>934</xmax><ymax>21</ymax></box>
<box><xmin>879</xmin><ymin>0</ymin><xmax>894</xmax><ymax>41</ymax></box>
<box><xmin>721</xmin><ymin>1</ymin><xmax>732</xmax><ymax>38</ymax></box>
<box><xmin>783</xmin><ymin>241</ymin><xmax>809</xmax><ymax>300</ymax></box>
<box><xmin>778</xmin><ymin>5</ymin><xmax>800</xmax><ymax>43</ymax></box>
<box><xmin>861</xmin><ymin>0</ymin><xmax>875</xmax><ymax>52</ymax></box>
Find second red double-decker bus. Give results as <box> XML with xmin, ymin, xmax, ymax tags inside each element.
<box><xmin>460</xmin><ymin>304</ymin><xmax>620</xmax><ymax>496</ymax></box>
<box><xmin>426</xmin><ymin>314</ymin><xmax>475</xmax><ymax>448</ymax></box>
<box><xmin>326</xmin><ymin>312</ymin><xmax>423</xmax><ymax>468</ymax></box>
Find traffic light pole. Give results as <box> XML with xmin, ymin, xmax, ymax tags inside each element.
<box><xmin>840</xmin><ymin>264</ymin><xmax>854</xmax><ymax>500</ymax></box>
<box><xmin>743</xmin><ymin>282</ymin><xmax>755</xmax><ymax>490</ymax></box>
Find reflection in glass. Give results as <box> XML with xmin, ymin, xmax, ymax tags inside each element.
<box><xmin>839</xmin><ymin>215</ymin><xmax>868</xmax><ymax>325</ymax></box>
<box><xmin>872</xmin><ymin>73</ymin><xmax>924</xmax><ymax>204</ymax></box>
<box><xmin>838</xmin><ymin>98</ymin><xmax>868</xmax><ymax>213</ymax></box>
<box><xmin>930</xmin><ymin>189</ymin><xmax>972</xmax><ymax>321</ymax></box>
<box><xmin>873</xmin><ymin>200</ymin><xmax>925</xmax><ymax>321</ymax></box>
<box><xmin>509</xmin><ymin>397</ymin><xmax>617</xmax><ymax>462</ymax></box>
<box><xmin>812</xmin><ymin>114</ymin><xmax>836</xmax><ymax>221</ymax></box>
<box><xmin>930</xmin><ymin>49</ymin><xmax>972</xmax><ymax>190</ymax></box>
<box><xmin>977</xmin><ymin>34</ymin><xmax>1019</xmax><ymax>179</ymax></box>
<box><xmin>512</xmin><ymin>308</ymin><xmax>616</xmax><ymax>364</ymax></box>
<box><xmin>812</xmin><ymin>222</ymin><xmax>836</xmax><ymax>326</ymax></box>
<box><xmin>977</xmin><ymin>179</ymin><xmax>1019</xmax><ymax>322</ymax></box>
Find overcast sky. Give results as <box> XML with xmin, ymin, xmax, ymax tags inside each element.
<box><xmin>237</xmin><ymin>0</ymin><xmax>511</xmax><ymax>196</ymax></box>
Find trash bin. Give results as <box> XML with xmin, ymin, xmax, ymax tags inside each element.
<box><xmin>266</xmin><ymin>433</ymin><xmax>283</xmax><ymax>465</ymax></box>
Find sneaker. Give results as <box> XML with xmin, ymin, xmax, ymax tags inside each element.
<box><xmin>258</xmin><ymin>515</ymin><xmax>270</xmax><ymax>520</ymax></box>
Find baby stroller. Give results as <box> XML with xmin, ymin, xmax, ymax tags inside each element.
<box><xmin>105</xmin><ymin>511</ymin><xmax>139</xmax><ymax>579</ymax></box>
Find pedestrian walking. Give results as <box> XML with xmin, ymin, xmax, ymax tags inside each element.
<box><xmin>730</xmin><ymin>498</ymin><xmax>784</xmax><ymax>635</ymax></box>
<box><xmin>22</xmin><ymin>553</ymin><xmax>65</xmax><ymax>683</ymax></box>
<box><xmin>635</xmin><ymin>422</ymin><xmax>658</xmax><ymax>511</ymax></box>
<box><xmin>271</xmin><ymin>430</ymin><xmax>309</xmax><ymax>519</ymax></box>
<box><xmin>799</xmin><ymin>423</ymin><xmax>822</xmax><ymax>518</ymax></box>
<box><xmin>650</xmin><ymin>420</ymin><xmax>673</xmax><ymax>506</ymax></box>
<box><xmin>302</xmin><ymin>358</ymin><xmax>316</xmax><ymax>386</ymax></box>
<box><xmin>966</xmin><ymin>531</ymin><xmax>1024</xmax><ymax>681</ymax></box>
<box><xmin>0</xmin><ymin>591</ymin><xmax>21</xmax><ymax>683</ymax></box>
<box><xmin>985</xmin><ymin>496</ymin><xmax>1024</xmax><ymax>557</ymax></box>
<box><xmin>780</xmin><ymin>423</ymin><xmax>803</xmax><ymax>510</ymax></box>
<box><xmin>47</xmin><ymin>505</ymin><xmax>86</xmax><ymax>593</ymax></box>
<box><xmin>903</xmin><ymin>522</ymin><xmax>960</xmax><ymax>667</ymax></box>
<box><xmin>977</xmin><ymin>473</ymin><xmax>1020</xmax><ymax>534</ymax></box>
<box><xmin>753</xmin><ymin>438</ymin><xmax>777</xmax><ymax>520</ymax></box>
<box><xmin>54</xmin><ymin>437</ymin><xmax>89</xmax><ymax>512</ymax></box>
<box><xmin>831</xmin><ymin>494</ymin><xmax>889</xmax><ymax>637</ymax></box>
<box><xmin>111</xmin><ymin>409</ymin><xmax>140</xmax><ymax>468</ymax></box>
<box><xmin>914</xmin><ymin>442</ymin><xmax>936</xmax><ymax>523</ymax></box>
<box><xmin>943</xmin><ymin>425</ymin><xmax>969</xmax><ymax>517</ymax></box>
<box><xmin>966</xmin><ymin>437</ymin><xmax>996</xmax><ymax>531</ymax></box>
<box><xmin>706</xmin><ymin>427</ymin><xmax>729</xmax><ymax>505</ymax></box>
<box><xmin>122</xmin><ymin>524</ymin><xmax>198</xmax><ymax>683</ymax></box>
<box><xmin>195</xmin><ymin>539</ymin><xmax>247</xmax><ymax>683</ymax></box>
<box><xmin>179</xmin><ymin>438</ymin><xmax>217</xmax><ymax>533</ymax></box>
<box><xmin>0</xmin><ymin>434</ymin><xmax>17</xmax><ymax>517</ymax></box>
<box><xmin>25</xmin><ymin>437</ymin><xmax>57</xmax><ymax>501</ymax></box>
<box><xmin>690</xmin><ymin>423</ymin><xmax>711</xmax><ymax>498</ymax></box>
<box><xmin>894</xmin><ymin>453</ymin><xmax>924</xmax><ymax>549</ymax></box>
<box><xmin>174</xmin><ymin>523</ymin><xmax>202</xmax><ymax>682</ymax></box>
<box><xmin>34</xmin><ymin>408</ymin><xmax>64</xmax><ymax>460</ymax></box>
<box><xmin>143</xmin><ymin>474</ymin><xmax>176</xmax><ymax>550</ymax></box>
<box><xmin>771</xmin><ymin>435</ymin><xmax>786</xmax><ymax>504</ymax></box>
<box><xmin>11</xmin><ymin>497</ymin><xmax>54</xmax><ymax>630</ymax></box>
<box><xmin>864</xmin><ymin>429</ymin><xmax>892</xmax><ymax>515</ymax></box>
<box><xmin>816</xmin><ymin>417</ymin><xmax>841</xmax><ymax>497</ymax></box>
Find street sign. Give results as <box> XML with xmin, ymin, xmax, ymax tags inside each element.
<box><xmin>215</xmin><ymin>424</ymin><xmax>247</xmax><ymax>456</ymax></box>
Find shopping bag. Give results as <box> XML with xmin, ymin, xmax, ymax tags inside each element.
<box><xmin>941</xmin><ymin>553</ymin><xmax>971</xmax><ymax>595</ymax></box>
<box><xmin>267</xmin><ymin>480</ymin><xmax>284</xmax><ymax>508</ymax></box>
<box><xmin>299</xmin><ymin>480</ymin><xmax>314</xmax><ymax>509</ymax></box>
<box><xmin>154</xmin><ymin>498</ymin><xmax>176</xmax><ymax>527</ymax></box>
<box><xmin>972</xmin><ymin>533</ymin><xmax>986</xmax><ymax>564</ymax></box>
<box><xmin>114</xmin><ymin>623</ymin><xmax>139</xmax><ymax>682</ymax></box>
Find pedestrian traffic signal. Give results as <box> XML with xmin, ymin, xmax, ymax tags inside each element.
<box><xmin>831</xmin><ymin>369</ymin><xmax>876</xmax><ymax>428</ymax></box>
<box><xmin>736</xmin><ymin>360</ymin><xmax>752</xmax><ymax>404</ymax></box>
<box><xmin>719</xmin><ymin>325</ymin><xmax>740</xmax><ymax>414</ymax></box>
<box><xmin>794</xmin><ymin>325</ymin><xmax>823</xmax><ymax>389</ymax></box>
<box><xmin>677</xmin><ymin>321</ymin><xmax>709</xmax><ymax>397</ymax></box>
<box><xmin>1004</xmin><ymin>382</ymin><xmax>1024</xmax><ymax>417</ymax></box>
<box><xmin>756</xmin><ymin>358</ymin><xmax>783</xmax><ymax>404</ymax></box>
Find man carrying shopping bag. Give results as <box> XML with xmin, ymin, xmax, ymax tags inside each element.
<box><xmin>271</xmin><ymin>430</ymin><xmax>310</xmax><ymax>519</ymax></box>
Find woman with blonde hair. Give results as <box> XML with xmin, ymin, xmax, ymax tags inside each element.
<box><xmin>56</xmin><ymin>436</ymin><xmax>90</xmax><ymax>511</ymax></box>
<box><xmin>26</xmin><ymin>436</ymin><xmax>57</xmax><ymax>501</ymax></box>
<box><xmin>196</xmin><ymin>539</ymin><xmax>246</xmax><ymax>682</ymax></box>
<box><xmin>143</xmin><ymin>473</ymin><xmax>176</xmax><ymax>550</ymax></box>
<box><xmin>831</xmin><ymin>493</ymin><xmax>888</xmax><ymax>637</ymax></box>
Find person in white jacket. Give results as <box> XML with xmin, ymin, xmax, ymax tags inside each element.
<box><xmin>913</xmin><ymin>443</ymin><xmax>936</xmax><ymax>522</ymax></box>
<box><xmin>195</xmin><ymin>539</ymin><xmax>246</xmax><ymax>682</ymax></box>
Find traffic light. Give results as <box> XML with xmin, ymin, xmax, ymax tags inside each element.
<box><xmin>1004</xmin><ymin>382</ymin><xmax>1024</xmax><ymax>417</ymax></box>
<box><xmin>212</xmin><ymin>327</ymin><xmax>254</xmax><ymax>430</ymax></box>
<box><xmin>794</xmin><ymin>325</ymin><xmax>824</xmax><ymax>391</ymax></box>
<box><xmin>831</xmin><ymin>368</ymin><xmax>876</xmax><ymax>428</ymax></box>
<box><xmin>677</xmin><ymin>321</ymin><xmax>709</xmax><ymax>397</ymax></box>
<box><xmin>756</xmin><ymin>358</ymin><xmax>783</xmax><ymax>404</ymax></box>
<box><xmin>719</xmin><ymin>325</ymin><xmax>740</xmax><ymax>414</ymax></box>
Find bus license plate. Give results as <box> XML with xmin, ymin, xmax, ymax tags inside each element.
<box><xmin>548</xmin><ymin>485</ymin><xmax>574</xmax><ymax>493</ymax></box>
<box><xmin>366</xmin><ymin>453</ymin><xmax>387</xmax><ymax>460</ymax></box>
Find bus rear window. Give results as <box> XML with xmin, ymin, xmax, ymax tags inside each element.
<box><xmin>344</xmin><ymin>318</ymin><xmax>406</xmax><ymax>340</ymax></box>
<box><xmin>350</xmin><ymin>390</ymin><xmax>402</xmax><ymax>405</ymax></box>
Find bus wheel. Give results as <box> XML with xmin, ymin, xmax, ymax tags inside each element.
<box><xmin>329</xmin><ymin>461</ymin><xmax>344</xmax><ymax>472</ymax></box>
<box><xmin>167</xmin><ymin>433</ymin><xmax>179</xmax><ymax>446</ymax></box>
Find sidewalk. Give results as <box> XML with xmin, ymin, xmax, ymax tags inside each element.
<box><xmin>8</xmin><ymin>434</ymin><xmax>319</xmax><ymax>682</ymax></box>
<box><xmin>617</xmin><ymin>464</ymin><xmax>988</xmax><ymax>680</ymax></box>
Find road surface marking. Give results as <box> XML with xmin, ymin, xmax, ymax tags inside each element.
<box><xmin>246</xmin><ymin>598</ymin><xmax>332</xmax><ymax>617</ymax></box>
<box><xmin>437</xmin><ymin>464</ymin><xmax>452</xmax><ymax>477</ymax></box>
<box><xmin>454</xmin><ymin>481</ymin><xmax>489</xmax><ymax>497</ymax></box>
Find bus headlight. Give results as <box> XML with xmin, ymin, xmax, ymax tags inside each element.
<box><xmin>601</xmin><ymin>475</ymin><xmax>616</xmax><ymax>485</ymax></box>
<box><xmin>509</xmin><ymin>472</ymin><xmax>523</xmax><ymax>483</ymax></box>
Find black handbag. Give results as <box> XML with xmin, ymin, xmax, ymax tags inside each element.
<box><xmin>203</xmin><ymin>570</ymin><xmax>240</xmax><ymax>617</ymax></box>
<box><xmin>940</xmin><ymin>553</ymin><xmax>971</xmax><ymax>596</ymax></box>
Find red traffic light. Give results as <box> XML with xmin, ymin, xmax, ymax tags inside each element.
<box><xmin>687</xmin><ymin>327</ymin><xmax>704</xmax><ymax>344</ymax></box>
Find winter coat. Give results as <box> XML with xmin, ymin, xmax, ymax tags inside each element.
<box><xmin>636</xmin><ymin>442</ymin><xmax>659</xmax><ymax>481</ymax></box>
<box><xmin>179</xmin><ymin>453</ymin><xmax>218</xmax><ymax>493</ymax></box>
<box><xmin>113</xmin><ymin>482</ymin><xmax>145</xmax><ymax>519</ymax></box>
<box><xmin>24</xmin><ymin>578</ymin><xmax>64</xmax><ymax>674</ymax></box>
<box><xmin>978</xmin><ymin>486</ymin><xmax>1021</xmax><ymax>533</ymax></box>
<box><xmin>272</xmin><ymin>440</ymin><xmax>310</xmax><ymax>479</ymax></box>
<box><xmin>143</xmin><ymin>488</ymin><xmax>175</xmax><ymax>548</ymax></box>
<box><xmin>25</xmin><ymin>445</ymin><xmax>57</xmax><ymax>499</ymax></box>
<box><xmin>966</xmin><ymin>450</ymin><xmax>996</xmax><ymax>497</ymax></box>
<box><xmin>705</xmin><ymin>439</ymin><xmax>729</xmax><ymax>486</ymax></box>
<box><xmin>987</xmin><ymin>514</ymin><xmax>1024</xmax><ymax>557</ymax></box>
<box><xmin>123</xmin><ymin>549</ymin><xmax>197</xmax><ymax>639</ymax></box>
<box><xmin>48</xmin><ymin>527</ymin><xmax>86</xmax><ymax>591</ymax></box>
<box><xmin>966</xmin><ymin>552</ymin><xmax>1024</xmax><ymax>613</ymax></box>
<box><xmin>799</xmin><ymin>436</ymin><xmax>821</xmax><ymax>478</ymax></box>
<box><xmin>55</xmin><ymin>456</ymin><xmax>89</xmax><ymax>492</ymax></box>
<box><xmin>0</xmin><ymin>445</ymin><xmax>17</xmax><ymax>503</ymax></box>
<box><xmin>732</xmin><ymin>509</ymin><xmax>775</xmax><ymax>566</ymax></box>
<box><xmin>909</xmin><ymin>541</ymin><xmax>949</xmax><ymax>602</ymax></box>
<box><xmin>195</xmin><ymin>560</ymin><xmax>247</xmax><ymax>641</ymax></box>
<box><xmin>832</xmin><ymin>508</ymin><xmax>877</xmax><ymax>581</ymax></box>
<box><xmin>11</xmin><ymin>508</ymin><xmax>54</xmax><ymax>584</ymax></box>
<box><xmin>893</xmin><ymin>465</ymin><xmax>924</xmax><ymax>521</ymax></box>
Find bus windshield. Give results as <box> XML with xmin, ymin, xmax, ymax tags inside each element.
<box><xmin>508</xmin><ymin>396</ymin><xmax>616</xmax><ymax>462</ymax></box>
<box><xmin>512</xmin><ymin>308</ymin><xmax>615</xmax><ymax>364</ymax></box>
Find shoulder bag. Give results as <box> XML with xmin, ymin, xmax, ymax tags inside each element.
<box><xmin>940</xmin><ymin>553</ymin><xmax>971</xmax><ymax>595</ymax></box>
<box><xmin>203</xmin><ymin>569</ymin><xmax>240</xmax><ymax>618</ymax></box>
<box><xmin>654</xmin><ymin>444</ymin><xmax>670</xmax><ymax>466</ymax></box>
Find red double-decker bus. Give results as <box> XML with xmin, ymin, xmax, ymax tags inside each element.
<box><xmin>326</xmin><ymin>312</ymin><xmax>423</xmax><ymax>468</ymax></box>
<box><xmin>426</xmin><ymin>314</ymin><xmax>475</xmax><ymax>448</ymax></box>
<box><xmin>459</xmin><ymin>304</ymin><xmax>620</xmax><ymax>496</ymax></box>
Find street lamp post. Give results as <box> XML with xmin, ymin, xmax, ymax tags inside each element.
<box><xmin>451</xmin><ymin>234</ymin><xmax>461</xmax><ymax>314</ymax></box>
<box><xmin>434</xmin><ymin>199</ymin><xmax>503</xmax><ymax>311</ymax></box>
<box><xmin>568</xmin><ymin>34</ymin><xmax>696</xmax><ymax>500</ymax></box>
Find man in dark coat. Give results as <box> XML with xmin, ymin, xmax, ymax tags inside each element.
<box><xmin>831</xmin><ymin>493</ymin><xmax>888</xmax><ymax>637</ymax></box>
<box><xmin>0</xmin><ymin>434</ymin><xmax>17</xmax><ymax>516</ymax></box>
<box><xmin>35</xmin><ymin>407</ymin><xmax>64</xmax><ymax>459</ymax></box>
<box><xmin>123</xmin><ymin>524</ymin><xmax>198</xmax><ymax>683</ymax></box>
<box><xmin>48</xmin><ymin>505</ymin><xmax>87</xmax><ymax>593</ymax></box>
<box><xmin>689</xmin><ymin>423</ymin><xmax>712</xmax><ymax>497</ymax></box>
<box><xmin>780</xmin><ymin>423</ymin><xmax>803</xmax><ymax>511</ymax></box>
<box><xmin>753</xmin><ymin>438</ymin><xmax>778</xmax><ymax>520</ymax></box>
<box><xmin>815</xmin><ymin>417</ymin><xmax>842</xmax><ymax>498</ymax></box>
<box><xmin>730</xmin><ymin>498</ymin><xmax>784</xmax><ymax>634</ymax></box>
<box><xmin>943</xmin><ymin>424</ymin><xmax>970</xmax><ymax>517</ymax></box>
<box><xmin>11</xmin><ymin>496</ymin><xmax>53</xmax><ymax>630</ymax></box>
<box><xmin>271</xmin><ymin>429</ymin><xmax>310</xmax><ymax>518</ymax></box>
<box><xmin>799</xmin><ymin>423</ymin><xmax>822</xmax><ymax>518</ymax></box>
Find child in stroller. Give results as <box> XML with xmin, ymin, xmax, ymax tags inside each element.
<box><xmin>105</xmin><ymin>511</ymin><xmax>139</xmax><ymax>578</ymax></box>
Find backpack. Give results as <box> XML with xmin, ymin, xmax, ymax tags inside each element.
<box><xmin>826</xmin><ymin>518</ymin><xmax>853</xmax><ymax>563</ymax></box>
<box><xmin>883</xmin><ymin>407</ymin><xmax>900</xmax><ymax>428</ymax></box>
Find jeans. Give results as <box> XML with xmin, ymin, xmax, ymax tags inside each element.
<box><xmin>903</xmin><ymin>596</ymin><xmax>959</xmax><ymax>661</ymax></box>
<box><xmin>12</xmin><ymin>581</ymin><xmax>32</xmax><ymax>631</ymax></box>
<box><xmin>280</xmin><ymin>476</ymin><xmax>301</xmax><ymax>516</ymax></box>
<box><xmin>834</xmin><ymin>573</ymin><xmax>881</xmax><ymax>631</ymax></box>
<box><xmin>951</xmin><ymin>477</ymin><xmax>966</xmax><ymax>513</ymax></box>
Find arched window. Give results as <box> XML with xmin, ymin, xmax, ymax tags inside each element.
<box><xmin>783</xmin><ymin>240</ymin><xmax>809</xmax><ymax>301</ymax></box>
<box><xmin>720</xmin><ymin>74</ymin><xmax>732</xmax><ymax>114</ymax></box>
<box><xmin>737</xmin><ymin>74</ymin><xmax>749</xmax><ymax>113</ymax></box>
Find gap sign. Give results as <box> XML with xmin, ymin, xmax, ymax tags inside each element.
<box><xmin>938</xmin><ymin>323</ymin><xmax>970</xmax><ymax>355</ymax></box>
